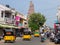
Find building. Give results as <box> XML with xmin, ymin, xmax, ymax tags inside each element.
<box><xmin>27</xmin><ymin>1</ymin><xmax>35</xmax><ymax>19</ymax></box>
<box><xmin>0</xmin><ymin>4</ymin><xmax>16</xmax><ymax>25</ymax></box>
<box><xmin>15</xmin><ymin>12</ymin><xmax>26</xmax><ymax>28</ymax></box>
<box><xmin>0</xmin><ymin>4</ymin><xmax>17</xmax><ymax>35</ymax></box>
<box><xmin>0</xmin><ymin>4</ymin><xmax>26</xmax><ymax>27</ymax></box>
<box><xmin>0</xmin><ymin>4</ymin><xmax>26</xmax><ymax>36</ymax></box>
<box><xmin>28</xmin><ymin>1</ymin><xmax>34</xmax><ymax>15</ymax></box>
<box><xmin>26</xmin><ymin>1</ymin><xmax>35</xmax><ymax>28</ymax></box>
<box><xmin>56</xmin><ymin>6</ymin><xmax>60</xmax><ymax>23</ymax></box>
<box><xmin>15</xmin><ymin>12</ymin><xmax>27</xmax><ymax>36</ymax></box>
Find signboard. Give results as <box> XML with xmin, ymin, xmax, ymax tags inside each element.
<box><xmin>56</xmin><ymin>24</ymin><xmax>60</xmax><ymax>26</ymax></box>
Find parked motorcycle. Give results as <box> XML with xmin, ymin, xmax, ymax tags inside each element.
<box><xmin>54</xmin><ymin>31</ymin><xmax>60</xmax><ymax>44</ymax></box>
<box><xmin>50</xmin><ymin>32</ymin><xmax>55</xmax><ymax>42</ymax></box>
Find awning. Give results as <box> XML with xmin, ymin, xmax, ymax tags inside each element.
<box><xmin>0</xmin><ymin>24</ymin><xmax>18</xmax><ymax>28</ymax></box>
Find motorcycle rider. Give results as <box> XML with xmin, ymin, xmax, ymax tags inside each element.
<box><xmin>41</xmin><ymin>31</ymin><xmax>45</xmax><ymax>42</ymax></box>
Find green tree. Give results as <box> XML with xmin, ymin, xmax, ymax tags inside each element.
<box><xmin>28</xmin><ymin>13</ymin><xmax>46</xmax><ymax>31</ymax></box>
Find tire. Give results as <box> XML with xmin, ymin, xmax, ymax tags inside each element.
<box><xmin>41</xmin><ymin>40</ymin><xmax>44</xmax><ymax>42</ymax></box>
<box><xmin>41</xmin><ymin>39</ymin><xmax>44</xmax><ymax>42</ymax></box>
<box><xmin>50</xmin><ymin>39</ymin><xmax>52</xmax><ymax>42</ymax></box>
<box><xmin>11</xmin><ymin>40</ymin><xmax>15</xmax><ymax>43</ymax></box>
<box><xmin>5</xmin><ymin>40</ymin><xmax>7</xmax><ymax>43</ymax></box>
<box><xmin>0</xmin><ymin>38</ymin><xmax>1</xmax><ymax>40</ymax></box>
<box><xmin>23</xmin><ymin>39</ymin><xmax>26</xmax><ymax>41</ymax></box>
<box><xmin>50</xmin><ymin>39</ymin><xmax>54</xmax><ymax>42</ymax></box>
<box><xmin>55</xmin><ymin>41</ymin><xmax>58</xmax><ymax>44</ymax></box>
<box><xmin>29</xmin><ymin>39</ymin><xmax>31</xmax><ymax>41</ymax></box>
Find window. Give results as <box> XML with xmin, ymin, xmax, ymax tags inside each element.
<box><xmin>5</xmin><ymin>13</ymin><xmax>11</xmax><ymax>18</ymax></box>
<box><xmin>1</xmin><ymin>11</ymin><xmax>3</xmax><ymax>18</ymax></box>
<box><xmin>5</xmin><ymin>11</ymin><xmax>11</xmax><ymax>18</ymax></box>
<box><xmin>12</xmin><ymin>15</ymin><xmax>14</xmax><ymax>19</ymax></box>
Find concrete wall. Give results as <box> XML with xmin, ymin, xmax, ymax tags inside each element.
<box><xmin>0</xmin><ymin>8</ymin><xmax>5</xmax><ymax>24</ymax></box>
<box><xmin>0</xmin><ymin>4</ymin><xmax>16</xmax><ymax>24</ymax></box>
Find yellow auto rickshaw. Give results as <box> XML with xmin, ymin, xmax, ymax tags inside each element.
<box><xmin>3</xmin><ymin>28</ymin><xmax>16</xmax><ymax>43</ymax></box>
<box><xmin>22</xmin><ymin>28</ymin><xmax>31</xmax><ymax>40</ymax></box>
<box><xmin>22</xmin><ymin>32</ymin><xmax>31</xmax><ymax>40</ymax></box>
<box><xmin>34</xmin><ymin>30</ymin><xmax>40</xmax><ymax>37</ymax></box>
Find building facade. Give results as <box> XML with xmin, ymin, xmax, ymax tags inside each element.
<box><xmin>0</xmin><ymin>4</ymin><xmax>26</xmax><ymax>36</ymax></box>
<box><xmin>56</xmin><ymin>6</ymin><xmax>60</xmax><ymax>23</ymax></box>
<box><xmin>0</xmin><ymin>4</ymin><xmax>16</xmax><ymax>25</ymax></box>
<box><xmin>27</xmin><ymin>1</ymin><xmax>35</xmax><ymax>20</ymax></box>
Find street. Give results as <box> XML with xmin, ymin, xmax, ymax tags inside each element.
<box><xmin>0</xmin><ymin>36</ymin><xmax>59</xmax><ymax>45</ymax></box>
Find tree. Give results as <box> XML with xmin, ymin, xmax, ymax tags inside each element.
<box><xmin>28</xmin><ymin>13</ymin><xmax>46</xmax><ymax>31</ymax></box>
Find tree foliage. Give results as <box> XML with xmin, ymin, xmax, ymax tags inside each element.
<box><xmin>28</xmin><ymin>13</ymin><xmax>46</xmax><ymax>31</ymax></box>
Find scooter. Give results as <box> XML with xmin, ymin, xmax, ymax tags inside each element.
<box><xmin>41</xmin><ymin>37</ymin><xmax>45</xmax><ymax>42</ymax></box>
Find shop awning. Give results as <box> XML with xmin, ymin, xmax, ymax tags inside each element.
<box><xmin>0</xmin><ymin>24</ymin><xmax>18</xmax><ymax>28</ymax></box>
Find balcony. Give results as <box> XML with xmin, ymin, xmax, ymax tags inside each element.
<box><xmin>4</xmin><ymin>17</ymin><xmax>14</xmax><ymax>25</ymax></box>
<box><xmin>18</xmin><ymin>23</ymin><xmax>23</xmax><ymax>26</ymax></box>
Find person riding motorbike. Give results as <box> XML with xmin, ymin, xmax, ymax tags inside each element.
<box><xmin>41</xmin><ymin>32</ymin><xmax>45</xmax><ymax>42</ymax></box>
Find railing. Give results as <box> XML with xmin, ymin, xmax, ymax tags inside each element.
<box><xmin>4</xmin><ymin>17</ymin><xmax>15</xmax><ymax>25</ymax></box>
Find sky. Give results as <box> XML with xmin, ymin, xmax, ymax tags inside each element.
<box><xmin>0</xmin><ymin>0</ymin><xmax>60</xmax><ymax>28</ymax></box>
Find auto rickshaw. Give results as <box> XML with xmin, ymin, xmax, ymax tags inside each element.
<box><xmin>3</xmin><ymin>28</ymin><xmax>16</xmax><ymax>43</ymax></box>
<box><xmin>22</xmin><ymin>28</ymin><xmax>31</xmax><ymax>40</ymax></box>
<box><xmin>34</xmin><ymin>30</ymin><xmax>40</xmax><ymax>37</ymax></box>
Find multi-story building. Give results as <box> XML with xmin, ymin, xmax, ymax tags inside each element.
<box><xmin>0</xmin><ymin>4</ymin><xmax>26</xmax><ymax>27</ymax></box>
<box><xmin>15</xmin><ymin>12</ymin><xmax>26</xmax><ymax>28</ymax></box>
<box><xmin>0</xmin><ymin>4</ymin><xmax>16</xmax><ymax>25</ymax></box>
<box><xmin>0</xmin><ymin>4</ymin><xmax>26</xmax><ymax>36</ymax></box>
<box><xmin>14</xmin><ymin>12</ymin><xmax>27</xmax><ymax>37</ymax></box>
<box><xmin>56</xmin><ymin>6</ymin><xmax>60</xmax><ymax>23</ymax></box>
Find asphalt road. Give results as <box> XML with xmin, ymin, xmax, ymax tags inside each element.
<box><xmin>0</xmin><ymin>36</ymin><xmax>59</xmax><ymax>45</ymax></box>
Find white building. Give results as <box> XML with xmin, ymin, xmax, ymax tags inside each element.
<box><xmin>56</xmin><ymin>6</ymin><xmax>60</xmax><ymax>23</ymax></box>
<box><xmin>0</xmin><ymin>4</ymin><xmax>27</xmax><ymax>29</ymax></box>
<box><xmin>0</xmin><ymin>4</ymin><xmax>16</xmax><ymax>25</ymax></box>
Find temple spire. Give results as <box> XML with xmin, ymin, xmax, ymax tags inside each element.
<box><xmin>28</xmin><ymin>1</ymin><xmax>34</xmax><ymax>15</ymax></box>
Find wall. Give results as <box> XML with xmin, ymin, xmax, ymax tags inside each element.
<box><xmin>0</xmin><ymin>8</ymin><xmax>5</xmax><ymax>24</ymax></box>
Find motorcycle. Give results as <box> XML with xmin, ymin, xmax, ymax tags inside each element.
<box><xmin>40</xmin><ymin>33</ymin><xmax>46</xmax><ymax>42</ymax></box>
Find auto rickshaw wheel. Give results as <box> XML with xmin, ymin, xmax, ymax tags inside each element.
<box><xmin>5</xmin><ymin>40</ymin><xmax>8</xmax><ymax>43</ymax></box>
<box><xmin>55</xmin><ymin>41</ymin><xmax>58</xmax><ymax>44</ymax></box>
<box><xmin>29</xmin><ymin>39</ymin><xmax>31</xmax><ymax>41</ymax></box>
<box><xmin>34</xmin><ymin>36</ymin><xmax>39</xmax><ymax>37</ymax></box>
<box><xmin>23</xmin><ymin>39</ymin><xmax>31</xmax><ymax>41</ymax></box>
<box><xmin>23</xmin><ymin>39</ymin><xmax>25</xmax><ymax>40</ymax></box>
<box><xmin>11</xmin><ymin>40</ymin><xmax>15</xmax><ymax>43</ymax></box>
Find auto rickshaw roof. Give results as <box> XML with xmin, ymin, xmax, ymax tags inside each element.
<box><xmin>4</xmin><ymin>29</ymin><xmax>13</xmax><ymax>32</ymax></box>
